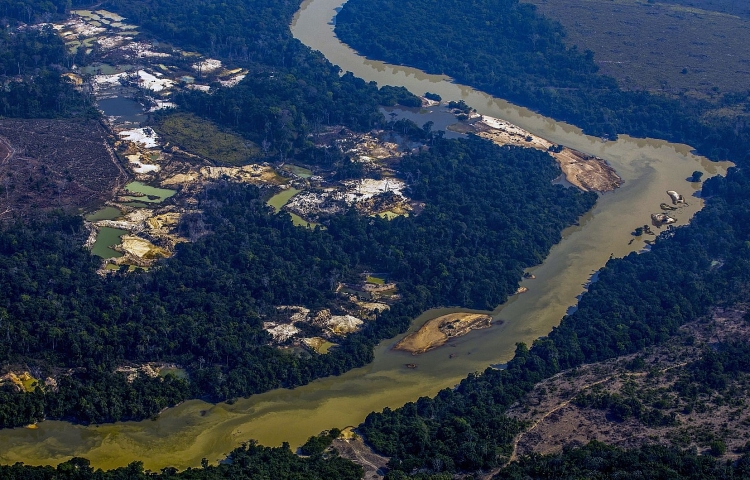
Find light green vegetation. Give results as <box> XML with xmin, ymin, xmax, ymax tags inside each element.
<box><xmin>159</xmin><ymin>368</ymin><xmax>188</xmax><ymax>379</ymax></box>
<box><xmin>376</xmin><ymin>210</ymin><xmax>408</xmax><ymax>220</ymax></box>
<box><xmin>283</xmin><ymin>164</ymin><xmax>313</xmax><ymax>178</ymax></box>
<box><xmin>157</xmin><ymin>113</ymin><xmax>260</xmax><ymax>166</ymax></box>
<box><xmin>85</xmin><ymin>206</ymin><xmax>122</xmax><ymax>221</ymax></box>
<box><xmin>91</xmin><ymin>227</ymin><xmax>127</xmax><ymax>258</ymax></box>
<box><xmin>366</xmin><ymin>275</ymin><xmax>385</xmax><ymax>285</ymax></box>
<box><xmin>124</xmin><ymin>181</ymin><xmax>176</xmax><ymax>203</ymax></box>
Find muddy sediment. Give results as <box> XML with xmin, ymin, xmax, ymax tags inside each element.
<box><xmin>394</xmin><ymin>313</ymin><xmax>493</xmax><ymax>355</ymax></box>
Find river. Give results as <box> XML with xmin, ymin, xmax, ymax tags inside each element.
<box><xmin>0</xmin><ymin>0</ymin><xmax>732</xmax><ymax>470</ymax></box>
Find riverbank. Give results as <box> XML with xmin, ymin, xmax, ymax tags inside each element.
<box><xmin>0</xmin><ymin>0</ymin><xmax>733</xmax><ymax>470</ymax></box>
<box><xmin>451</xmin><ymin>114</ymin><xmax>622</xmax><ymax>192</ymax></box>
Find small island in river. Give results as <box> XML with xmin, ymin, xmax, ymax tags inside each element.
<box><xmin>394</xmin><ymin>313</ymin><xmax>493</xmax><ymax>355</ymax></box>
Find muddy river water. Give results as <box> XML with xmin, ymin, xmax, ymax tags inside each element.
<box><xmin>0</xmin><ymin>0</ymin><xmax>733</xmax><ymax>470</ymax></box>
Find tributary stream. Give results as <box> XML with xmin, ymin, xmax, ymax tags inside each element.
<box><xmin>0</xmin><ymin>0</ymin><xmax>733</xmax><ymax>470</ymax></box>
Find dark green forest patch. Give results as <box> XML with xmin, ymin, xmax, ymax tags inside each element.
<box><xmin>0</xmin><ymin>136</ymin><xmax>595</xmax><ymax>428</ymax></box>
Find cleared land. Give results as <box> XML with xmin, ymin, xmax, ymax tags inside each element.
<box><xmin>506</xmin><ymin>306</ymin><xmax>750</xmax><ymax>461</ymax></box>
<box><xmin>332</xmin><ymin>428</ymin><xmax>390</xmax><ymax>480</ymax></box>
<box><xmin>394</xmin><ymin>313</ymin><xmax>492</xmax><ymax>355</ymax></box>
<box><xmin>524</xmin><ymin>0</ymin><xmax>750</xmax><ymax>97</ymax></box>
<box><xmin>0</xmin><ymin>119</ymin><xmax>127</xmax><ymax>218</ymax></box>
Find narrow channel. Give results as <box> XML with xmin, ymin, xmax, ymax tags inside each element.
<box><xmin>0</xmin><ymin>0</ymin><xmax>732</xmax><ymax>470</ymax></box>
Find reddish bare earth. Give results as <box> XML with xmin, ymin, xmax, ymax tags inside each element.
<box><xmin>0</xmin><ymin>119</ymin><xmax>127</xmax><ymax>218</ymax></box>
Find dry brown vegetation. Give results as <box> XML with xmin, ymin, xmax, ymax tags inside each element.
<box><xmin>524</xmin><ymin>0</ymin><xmax>750</xmax><ymax>98</ymax></box>
<box><xmin>0</xmin><ymin>119</ymin><xmax>127</xmax><ymax>218</ymax></box>
<box><xmin>506</xmin><ymin>307</ymin><xmax>750</xmax><ymax>461</ymax></box>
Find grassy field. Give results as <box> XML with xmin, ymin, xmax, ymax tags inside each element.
<box><xmin>156</xmin><ymin>113</ymin><xmax>260</xmax><ymax>166</ymax></box>
<box><xmin>523</xmin><ymin>0</ymin><xmax>750</xmax><ymax>98</ymax></box>
<box><xmin>659</xmin><ymin>0</ymin><xmax>750</xmax><ymax>19</ymax></box>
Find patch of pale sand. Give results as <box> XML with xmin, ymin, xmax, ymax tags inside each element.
<box><xmin>192</xmin><ymin>58</ymin><xmax>222</xmax><ymax>73</ymax></box>
<box><xmin>120</xmin><ymin>236</ymin><xmax>166</xmax><ymax>258</ymax></box>
<box><xmin>394</xmin><ymin>313</ymin><xmax>492</xmax><ymax>354</ymax></box>
<box><xmin>119</xmin><ymin>128</ymin><xmax>159</xmax><ymax>148</ymax></box>
<box><xmin>137</xmin><ymin>70</ymin><xmax>174</xmax><ymax>92</ymax></box>
<box><xmin>327</xmin><ymin>315</ymin><xmax>364</xmax><ymax>335</ymax></box>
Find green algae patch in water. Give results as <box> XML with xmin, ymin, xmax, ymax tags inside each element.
<box><xmin>85</xmin><ymin>206</ymin><xmax>122</xmax><ymax>221</ymax></box>
<box><xmin>91</xmin><ymin>227</ymin><xmax>127</xmax><ymax>258</ymax></box>
<box><xmin>267</xmin><ymin>188</ymin><xmax>321</xmax><ymax>228</ymax></box>
<box><xmin>124</xmin><ymin>182</ymin><xmax>176</xmax><ymax>203</ymax></box>
<box><xmin>283</xmin><ymin>164</ymin><xmax>313</xmax><ymax>178</ymax></box>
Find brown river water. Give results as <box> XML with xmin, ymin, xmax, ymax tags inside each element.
<box><xmin>0</xmin><ymin>0</ymin><xmax>732</xmax><ymax>470</ymax></box>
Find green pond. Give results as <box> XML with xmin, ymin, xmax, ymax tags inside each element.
<box><xmin>283</xmin><ymin>164</ymin><xmax>313</xmax><ymax>178</ymax></box>
<box><xmin>123</xmin><ymin>182</ymin><xmax>176</xmax><ymax>204</ymax></box>
<box><xmin>80</xmin><ymin>63</ymin><xmax>133</xmax><ymax>75</ymax></box>
<box><xmin>266</xmin><ymin>188</ymin><xmax>320</xmax><ymax>228</ymax></box>
<box><xmin>159</xmin><ymin>368</ymin><xmax>188</xmax><ymax>380</ymax></box>
<box><xmin>91</xmin><ymin>227</ymin><xmax>127</xmax><ymax>259</ymax></box>
<box><xmin>266</xmin><ymin>187</ymin><xmax>301</xmax><ymax>211</ymax></box>
<box><xmin>85</xmin><ymin>207</ymin><xmax>122</xmax><ymax>222</ymax></box>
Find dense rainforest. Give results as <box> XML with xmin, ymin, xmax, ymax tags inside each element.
<box><xmin>0</xmin><ymin>25</ymin><xmax>95</xmax><ymax>118</ymax></box>
<box><xmin>335</xmin><ymin>0</ymin><xmax>750</xmax><ymax>162</ymax></box>
<box><xmin>2</xmin><ymin>0</ymin><xmax>750</xmax><ymax>478</ymax></box>
<box><xmin>350</xmin><ymin>165</ymin><xmax>750</xmax><ymax>476</ymax></box>
<box><xmin>0</xmin><ymin>136</ymin><xmax>594</xmax><ymax>428</ymax></box>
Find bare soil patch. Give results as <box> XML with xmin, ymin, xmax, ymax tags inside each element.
<box><xmin>394</xmin><ymin>313</ymin><xmax>492</xmax><ymax>355</ymax></box>
<box><xmin>332</xmin><ymin>429</ymin><xmax>389</xmax><ymax>480</ymax></box>
<box><xmin>551</xmin><ymin>147</ymin><xmax>622</xmax><ymax>192</ymax></box>
<box><xmin>0</xmin><ymin>119</ymin><xmax>127</xmax><ymax>218</ymax></box>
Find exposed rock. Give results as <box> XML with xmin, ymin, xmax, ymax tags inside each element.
<box><xmin>327</xmin><ymin>315</ymin><xmax>364</xmax><ymax>335</ymax></box>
